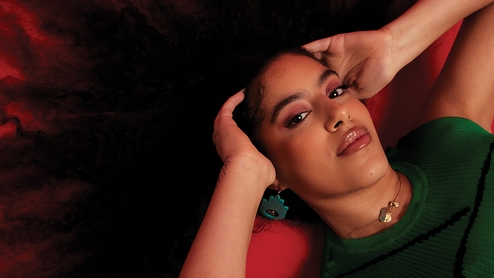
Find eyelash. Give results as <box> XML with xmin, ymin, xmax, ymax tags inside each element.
<box><xmin>287</xmin><ymin>111</ymin><xmax>312</xmax><ymax>128</ymax></box>
<box><xmin>328</xmin><ymin>86</ymin><xmax>348</xmax><ymax>99</ymax></box>
<box><xmin>286</xmin><ymin>86</ymin><xmax>347</xmax><ymax>128</ymax></box>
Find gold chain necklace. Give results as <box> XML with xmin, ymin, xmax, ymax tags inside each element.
<box><xmin>343</xmin><ymin>174</ymin><xmax>402</xmax><ymax>239</ymax></box>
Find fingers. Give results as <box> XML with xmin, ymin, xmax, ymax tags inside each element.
<box><xmin>302</xmin><ymin>37</ymin><xmax>332</xmax><ymax>53</ymax></box>
<box><xmin>222</xmin><ymin>90</ymin><xmax>245</xmax><ymax>115</ymax></box>
<box><xmin>214</xmin><ymin>90</ymin><xmax>245</xmax><ymax>128</ymax></box>
<box><xmin>212</xmin><ymin>90</ymin><xmax>245</xmax><ymax>144</ymax></box>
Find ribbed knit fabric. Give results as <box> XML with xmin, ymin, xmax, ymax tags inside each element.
<box><xmin>321</xmin><ymin>117</ymin><xmax>494</xmax><ymax>277</ymax></box>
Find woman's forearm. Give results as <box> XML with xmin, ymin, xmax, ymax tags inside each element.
<box><xmin>179</xmin><ymin>162</ymin><xmax>267</xmax><ymax>278</ymax></box>
<box><xmin>385</xmin><ymin>0</ymin><xmax>494</xmax><ymax>72</ymax></box>
<box><xmin>418</xmin><ymin>1</ymin><xmax>494</xmax><ymax>129</ymax></box>
<box><xmin>179</xmin><ymin>91</ymin><xmax>276</xmax><ymax>277</ymax></box>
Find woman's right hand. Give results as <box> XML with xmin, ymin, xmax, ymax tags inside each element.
<box><xmin>212</xmin><ymin>91</ymin><xmax>276</xmax><ymax>189</ymax></box>
<box><xmin>303</xmin><ymin>29</ymin><xmax>398</xmax><ymax>100</ymax></box>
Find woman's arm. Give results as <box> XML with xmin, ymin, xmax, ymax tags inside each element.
<box><xmin>417</xmin><ymin>3</ymin><xmax>494</xmax><ymax>130</ymax></box>
<box><xmin>179</xmin><ymin>92</ymin><xmax>275</xmax><ymax>277</ymax></box>
<box><xmin>303</xmin><ymin>0</ymin><xmax>494</xmax><ymax>100</ymax></box>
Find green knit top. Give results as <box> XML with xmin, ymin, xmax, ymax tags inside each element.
<box><xmin>321</xmin><ymin>117</ymin><xmax>494</xmax><ymax>277</ymax></box>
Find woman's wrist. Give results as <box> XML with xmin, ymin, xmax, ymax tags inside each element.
<box><xmin>380</xmin><ymin>13</ymin><xmax>427</xmax><ymax>74</ymax></box>
<box><xmin>382</xmin><ymin>0</ymin><xmax>494</xmax><ymax>74</ymax></box>
<box><xmin>218</xmin><ymin>155</ymin><xmax>275</xmax><ymax>195</ymax></box>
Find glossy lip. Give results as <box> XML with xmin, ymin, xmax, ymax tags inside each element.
<box><xmin>336</xmin><ymin>126</ymin><xmax>371</xmax><ymax>156</ymax></box>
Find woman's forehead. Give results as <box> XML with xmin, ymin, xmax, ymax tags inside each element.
<box><xmin>260</xmin><ymin>54</ymin><xmax>328</xmax><ymax>100</ymax></box>
<box><xmin>266</xmin><ymin>53</ymin><xmax>325</xmax><ymax>73</ymax></box>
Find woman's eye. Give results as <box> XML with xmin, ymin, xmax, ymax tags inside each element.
<box><xmin>328</xmin><ymin>86</ymin><xmax>347</xmax><ymax>99</ymax></box>
<box><xmin>287</xmin><ymin>111</ymin><xmax>311</xmax><ymax>128</ymax></box>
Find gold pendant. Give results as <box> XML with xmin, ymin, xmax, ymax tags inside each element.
<box><xmin>379</xmin><ymin>208</ymin><xmax>392</xmax><ymax>222</ymax></box>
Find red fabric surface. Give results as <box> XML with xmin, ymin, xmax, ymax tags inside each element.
<box><xmin>247</xmin><ymin>217</ymin><xmax>325</xmax><ymax>278</ymax></box>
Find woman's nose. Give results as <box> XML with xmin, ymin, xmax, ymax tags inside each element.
<box><xmin>323</xmin><ymin>100</ymin><xmax>350</xmax><ymax>132</ymax></box>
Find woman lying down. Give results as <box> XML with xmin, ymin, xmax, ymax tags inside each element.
<box><xmin>180</xmin><ymin>0</ymin><xmax>494</xmax><ymax>276</ymax></box>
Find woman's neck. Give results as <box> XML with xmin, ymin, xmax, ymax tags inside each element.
<box><xmin>315</xmin><ymin>167</ymin><xmax>412</xmax><ymax>239</ymax></box>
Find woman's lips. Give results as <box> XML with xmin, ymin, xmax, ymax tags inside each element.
<box><xmin>337</xmin><ymin>126</ymin><xmax>371</xmax><ymax>156</ymax></box>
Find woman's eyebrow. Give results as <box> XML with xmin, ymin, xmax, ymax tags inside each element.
<box><xmin>317</xmin><ymin>69</ymin><xmax>338</xmax><ymax>87</ymax></box>
<box><xmin>270</xmin><ymin>92</ymin><xmax>305</xmax><ymax>124</ymax></box>
<box><xmin>269</xmin><ymin>69</ymin><xmax>338</xmax><ymax>125</ymax></box>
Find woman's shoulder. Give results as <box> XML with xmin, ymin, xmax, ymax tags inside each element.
<box><xmin>387</xmin><ymin>117</ymin><xmax>494</xmax><ymax>173</ymax></box>
<box><xmin>397</xmin><ymin>117</ymin><xmax>493</xmax><ymax>147</ymax></box>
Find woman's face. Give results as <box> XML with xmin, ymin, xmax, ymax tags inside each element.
<box><xmin>257</xmin><ymin>54</ymin><xmax>389</xmax><ymax>204</ymax></box>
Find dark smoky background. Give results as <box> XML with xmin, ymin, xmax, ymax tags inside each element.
<box><xmin>0</xmin><ymin>0</ymin><xmax>415</xmax><ymax>277</ymax></box>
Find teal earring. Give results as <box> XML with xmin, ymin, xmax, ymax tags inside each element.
<box><xmin>259</xmin><ymin>191</ymin><xmax>289</xmax><ymax>220</ymax></box>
